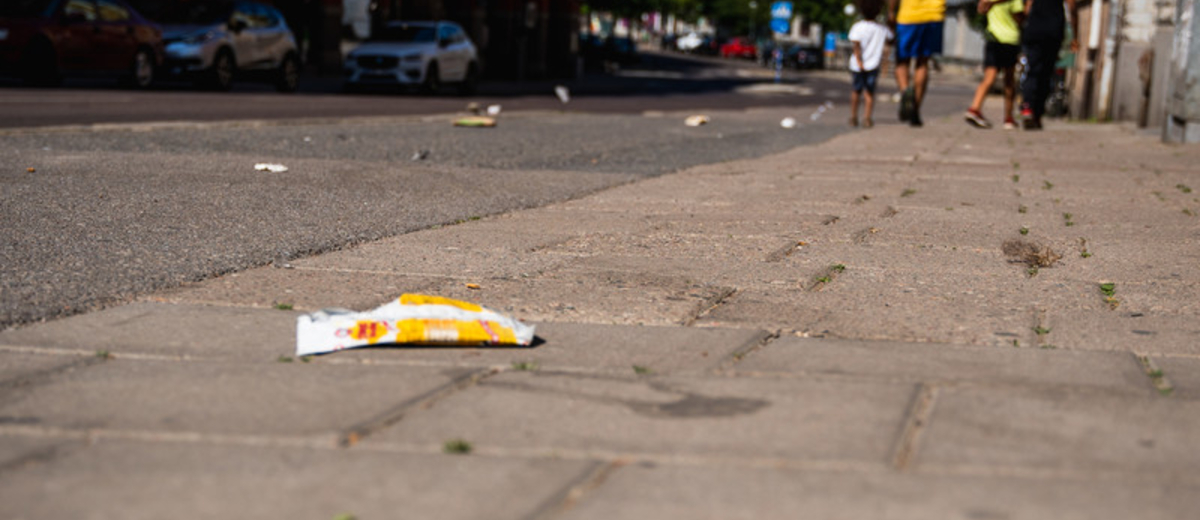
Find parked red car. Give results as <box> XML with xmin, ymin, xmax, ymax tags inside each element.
<box><xmin>0</xmin><ymin>0</ymin><xmax>163</xmax><ymax>87</ymax></box>
<box><xmin>719</xmin><ymin>37</ymin><xmax>757</xmax><ymax>59</ymax></box>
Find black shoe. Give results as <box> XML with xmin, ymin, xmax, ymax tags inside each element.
<box><xmin>909</xmin><ymin>112</ymin><xmax>923</xmax><ymax>127</ymax></box>
<box><xmin>1022</xmin><ymin>117</ymin><xmax>1042</xmax><ymax>131</ymax></box>
<box><xmin>899</xmin><ymin>87</ymin><xmax>915</xmax><ymax>122</ymax></box>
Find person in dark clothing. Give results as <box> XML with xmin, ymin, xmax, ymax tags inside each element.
<box><xmin>1019</xmin><ymin>0</ymin><xmax>1078</xmax><ymax>129</ymax></box>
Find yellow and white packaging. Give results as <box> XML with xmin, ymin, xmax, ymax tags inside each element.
<box><xmin>296</xmin><ymin>294</ymin><xmax>535</xmax><ymax>356</ymax></box>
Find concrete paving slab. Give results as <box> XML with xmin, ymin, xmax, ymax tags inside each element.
<box><xmin>0</xmin><ymin>439</ymin><xmax>597</xmax><ymax>520</ymax></box>
<box><xmin>1045</xmin><ymin>311</ymin><xmax>1200</xmax><ymax>356</ymax></box>
<box><xmin>0</xmin><ymin>302</ymin><xmax>295</xmax><ymax>361</ymax></box>
<box><xmin>1152</xmin><ymin>356</ymin><xmax>1200</xmax><ymax>400</ymax></box>
<box><xmin>558</xmin><ymin>464</ymin><xmax>1198</xmax><ymax>520</ymax></box>
<box><xmin>0</xmin><ymin>434</ymin><xmax>77</xmax><ymax>471</ymax></box>
<box><xmin>415</xmin><ymin>259</ymin><xmax>736</xmax><ymax>327</ymax></box>
<box><xmin>147</xmin><ymin>267</ymin><xmax>441</xmax><ymax>311</ymax></box>
<box><xmin>735</xmin><ymin>337</ymin><xmax>1152</xmax><ymax>395</ymax></box>
<box><xmin>918</xmin><ymin>386</ymin><xmax>1200</xmax><ymax>477</ymax></box>
<box><xmin>331</xmin><ymin>322</ymin><xmax>768</xmax><ymax>374</ymax></box>
<box><xmin>0</xmin><ymin>350</ymin><xmax>91</xmax><ymax>384</ymax></box>
<box><xmin>366</xmin><ymin>371</ymin><xmax>914</xmax><ymax>465</ymax></box>
<box><xmin>0</xmin><ymin>359</ymin><xmax>471</xmax><ymax>437</ymax></box>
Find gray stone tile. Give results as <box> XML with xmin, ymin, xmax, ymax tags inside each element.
<box><xmin>918</xmin><ymin>386</ymin><xmax>1200</xmax><ymax>476</ymax></box>
<box><xmin>0</xmin><ymin>351</ymin><xmax>89</xmax><ymax>384</ymax></box>
<box><xmin>1153</xmin><ymin>356</ymin><xmax>1200</xmax><ymax>400</ymax></box>
<box><xmin>0</xmin><ymin>439</ymin><xmax>595</xmax><ymax>520</ymax></box>
<box><xmin>560</xmin><ymin>464</ymin><xmax>1197</xmax><ymax>520</ymax></box>
<box><xmin>333</xmin><ymin>322</ymin><xmax>768</xmax><ymax>374</ymax></box>
<box><xmin>736</xmin><ymin>337</ymin><xmax>1152</xmax><ymax>395</ymax></box>
<box><xmin>0</xmin><ymin>434</ymin><xmax>77</xmax><ymax>470</ymax></box>
<box><xmin>148</xmin><ymin>268</ymin><xmax>441</xmax><ymax>311</ymax></box>
<box><xmin>366</xmin><ymin>371</ymin><xmax>914</xmax><ymax>464</ymax></box>
<box><xmin>0</xmin><ymin>302</ymin><xmax>295</xmax><ymax>361</ymax></box>
<box><xmin>0</xmin><ymin>359</ymin><xmax>471</xmax><ymax>437</ymax></box>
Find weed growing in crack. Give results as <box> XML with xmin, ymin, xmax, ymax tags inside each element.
<box><xmin>1043</xmin><ymin>181</ymin><xmax>1054</xmax><ymax>190</ymax></box>
<box><xmin>901</xmin><ymin>188</ymin><xmax>917</xmax><ymax>198</ymax></box>
<box><xmin>1019</xmin><ymin>227</ymin><xmax>1030</xmax><ymax>235</ymax></box>
<box><xmin>511</xmin><ymin>361</ymin><xmax>540</xmax><ymax>371</ymax></box>
<box><xmin>274</xmin><ymin>303</ymin><xmax>294</xmax><ymax>311</ymax></box>
<box><xmin>632</xmin><ymin>365</ymin><xmax>653</xmax><ymax>375</ymax></box>
<box><xmin>1099</xmin><ymin>282</ymin><xmax>1119</xmax><ymax>309</ymax></box>
<box><xmin>1033</xmin><ymin>326</ymin><xmax>1051</xmax><ymax>336</ymax></box>
<box><xmin>443</xmin><ymin>439</ymin><xmax>473</xmax><ymax>454</ymax></box>
<box><xmin>1178</xmin><ymin>184</ymin><xmax>1193</xmax><ymax>194</ymax></box>
<box><xmin>1078</xmin><ymin>237</ymin><xmax>1092</xmax><ymax>258</ymax></box>
<box><xmin>1018</xmin><ymin>205</ymin><xmax>1028</xmax><ymax>214</ymax></box>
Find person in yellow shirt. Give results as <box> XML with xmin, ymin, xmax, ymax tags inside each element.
<box><xmin>887</xmin><ymin>0</ymin><xmax>945</xmax><ymax>127</ymax></box>
<box><xmin>965</xmin><ymin>0</ymin><xmax>1025</xmax><ymax>129</ymax></box>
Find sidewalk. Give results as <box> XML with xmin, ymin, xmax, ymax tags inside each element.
<box><xmin>2</xmin><ymin>110</ymin><xmax>1199</xmax><ymax>518</ymax></box>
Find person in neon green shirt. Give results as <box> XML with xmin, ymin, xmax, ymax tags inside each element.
<box><xmin>888</xmin><ymin>0</ymin><xmax>946</xmax><ymax>127</ymax></box>
<box><xmin>965</xmin><ymin>0</ymin><xmax>1025</xmax><ymax>129</ymax></box>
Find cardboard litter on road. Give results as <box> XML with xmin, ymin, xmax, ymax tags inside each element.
<box><xmin>296</xmin><ymin>294</ymin><xmax>535</xmax><ymax>356</ymax></box>
<box><xmin>685</xmin><ymin>115</ymin><xmax>710</xmax><ymax>127</ymax></box>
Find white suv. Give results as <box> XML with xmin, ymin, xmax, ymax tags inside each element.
<box><xmin>344</xmin><ymin>21</ymin><xmax>479</xmax><ymax>95</ymax></box>
<box><xmin>159</xmin><ymin>1</ymin><xmax>299</xmax><ymax>92</ymax></box>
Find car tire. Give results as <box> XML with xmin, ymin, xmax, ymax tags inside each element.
<box><xmin>421</xmin><ymin>62</ymin><xmax>440</xmax><ymax>95</ymax></box>
<box><xmin>21</xmin><ymin>38</ymin><xmax>62</xmax><ymax>87</ymax></box>
<box><xmin>457</xmin><ymin>62</ymin><xmax>478</xmax><ymax>96</ymax></box>
<box><xmin>275</xmin><ymin>53</ymin><xmax>299</xmax><ymax>93</ymax></box>
<box><xmin>123</xmin><ymin>48</ymin><xmax>155</xmax><ymax>89</ymax></box>
<box><xmin>204</xmin><ymin>49</ymin><xmax>235</xmax><ymax>91</ymax></box>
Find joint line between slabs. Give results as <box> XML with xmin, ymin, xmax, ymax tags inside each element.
<box><xmin>523</xmin><ymin>459</ymin><xmax>622</xmax><ymax>520</ymax></box>
<box><xmin>680</xmin><ymin>287</ymin><xmax>737</xmax><ymax>326</ymax></box>
<box><xmin>716</xmin><ymin>329</ymin><xmax>780</xmax><ymax>371</ymax></box>
<box><xmin>891</xmin><ymin>382</ymin><xmax>939</xmax><ymax>471</ymax></box>
<box><xmin>339</xmin><ymin>366</ymin><xmax>499</xmax><ymax>447</ymax></box>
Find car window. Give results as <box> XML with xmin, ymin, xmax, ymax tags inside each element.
<box><xmin>245</xmin><ymin>3</ymin><xmax>272</xmax><ymax>29</ymax></box>
<box><xmin>62</xmin><ymin>0</ymin><xmax>97</xmax><ymax>21</ymax></box>
<box><xmin>370</xmin><ymin>24</ymin><xmax>436</xmax><ymax>43</ymax></box>
<box><xmin>96</xmin><ymin>0</ymin><xmax>130</xmax><ymax>22</ymax></box>
<box><xmin>447</xmin><ymin>24</ymin><xmax>466</xmax><ymax>44</ymax></box>
<box><xmin>261</xmin><ymin>4</ymin><xmax>283</xmax><ymax>27</ymax></box>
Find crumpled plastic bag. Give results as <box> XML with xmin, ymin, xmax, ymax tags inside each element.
<box><xmin>296</xmin><ymin>294</ymin><xmax>535</xmax><ymax>356</ymax></box>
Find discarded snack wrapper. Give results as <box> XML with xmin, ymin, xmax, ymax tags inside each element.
<box><xmin>780</xmin><ymin>117</ymin><xmax>796</xmax><ymax>129</ymax></box>
<box><xmin>685</xmin><ymin>115</ymin><xmax>709</xmax><ymax>127</ymax></box>
<box><xmin>296</xmin><ymin>294</ymin><xmax>535</xmax><ymax>356</ymax></box>
<box><xmin>486</xmin><ymin>104</ymin><xmax>502</xmax><ymax>116</ymax></box>
<box><xmin>454</xmin><ymin>116</ymin><xmax>497</xmax><ymax>127</ymax></box>
<box><xmin>554</xmin><ymin>85</ymin><xmax>570</xmax><ymax>104</ymax></box>
<box><xmin>254</xmin><ymin>163</ymin><xmax>288</xmax><ymax>173</ymax></box>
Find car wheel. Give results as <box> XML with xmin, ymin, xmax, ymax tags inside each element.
<box><xmin>275</xmin><ymin>53</ymin><xmax>299</xmax><ymax>93</ymax></box>
<box><xmin>124</xmin><ymin>48</ymin><xmax>155</xmax><ymax>89</ymax></box>
<box><xmin>457</xmin><ymin>62</ymin><xmax>478</xmax><ymax>96</ymax></box>
<box><xmin>421</xmin><ymin>62</ymin><xmax>440</xmax><ymax>95</ymax></box>
<box><xmin>21</xmin><ymin>39</ymin><xmax>62</xmax><ymax>87</ymax></box>
<box><xmin>204</xmin><ymin>49</ymin><xmax>235</xmax><ymax>91</ymax></box>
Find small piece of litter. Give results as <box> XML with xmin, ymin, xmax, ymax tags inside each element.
<box><xmin>26</xmin><ymin>167</ymin><xmax>36</xmax><ymax>173</ymax></box>
<box><xmin>453</xmin><ymin>116</ymin><xmax>496</xmax><ymax>127</ymax></box>
<box><xmin>781</xmin><ymin>117</ymin><xmax>796</xmax><ymax>129</ymax></box>
<box><xmin>254</xmin><ymin>163</ymin><xmax>288</xmax><ymax>173</ymax></box>
<box><xmin>411</xmin><ymin>149</ymin><xmax>430</xmax><ymax>161</ymax></box>
<box><xmin>465</xmin><ymin>283</ymin><xmax>481</xmax><ymax>290</ymax></box>
<box><xmin>296</xmin><ymin>294</ymin><xmax>535</xmax><ymax>356</ymax></box>
<box><xmin>685</xmin><ymin>115</ymin><xmax>709</xmax><ymax>127</ymax></box>
<box><xmin>554</xmin><ymin>85</ymin><xmax>570</xmax><ymax>104</ymax></box>
<box><xmin>486</xmin><ymin>104</ymin><xmax>502</xmax><ymax>116</ymax></box>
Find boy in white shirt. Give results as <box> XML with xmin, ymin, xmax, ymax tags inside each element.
<box><xmin>848</xmin><ymin>0</ymin><xmax>893</xmax><ymax>127</ymax></box>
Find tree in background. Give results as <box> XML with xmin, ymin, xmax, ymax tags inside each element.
<box><xmin>585</xmin><ymin>0</ymin><xmax>849</xmax><ymax>36</ymax></box>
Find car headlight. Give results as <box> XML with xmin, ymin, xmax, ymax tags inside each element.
<box><xmin>183</xmin><ymin>31</ymin><xmax>217</xmax><ymax>45</ymax></box>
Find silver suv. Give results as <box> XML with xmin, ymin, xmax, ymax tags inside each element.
<box><xmin>159</xmin><ymin>1</ymin><xmax>298</xmax><ymax>91</ymax></box>
<box><xmin>344</xmin><ymin>21</ymin><xmax>479</xmax><ymax>95</ymax></box>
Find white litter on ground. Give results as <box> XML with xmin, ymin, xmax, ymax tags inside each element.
<box><xmin>254</xmin><ymin>163</ymin><xmax>288</xmax><ymax>173</ymax></box>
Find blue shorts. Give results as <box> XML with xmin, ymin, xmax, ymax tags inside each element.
<box><xmin>895</xmin><ymin>22</ymin><xmax>944</xmax><ymax>60</ymax></box>
<box><xmin>851</xmin><ymin>69</ymin><xmax>880</xmax><ymax>93</ymax></box>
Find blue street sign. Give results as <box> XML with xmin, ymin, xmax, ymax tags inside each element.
<box><xmin>770</xmin><ymin>19</ymin><xmax>790</xmax><ymax>34</ymax></box>
<box><xmin>770</xmin><ymin>1</ymin><xmax>793</xmax><ymax>20</ymax></box>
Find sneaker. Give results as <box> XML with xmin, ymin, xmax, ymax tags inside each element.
<box><xmin>899</xmin><ymin>87</ymin><xmax>915</xmax><ymax>122</ymax></box>
<box><xmin>964</xmin><ymin>109</ymin><xmax>992</xmax><ymax>129</ymax></box>
<box><xmin>909</xmin><ymin>111</ymin><xmax>923</xmax><ymax>128</ymax></box>
<box><xmin>1003</xmin><ymin>118</ymin><xmax>1017</xmax><ymax>130</ymax></box>
<box><xmin>1022</xmin><ymin>117</ymin><xmax>1043</xmax><ymax>131</ymax></box>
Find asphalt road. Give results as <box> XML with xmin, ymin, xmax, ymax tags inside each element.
<box><xmin>0</xmin><ymin>50</ymin><xmax>847</xmax><ymax>128</ymax></box>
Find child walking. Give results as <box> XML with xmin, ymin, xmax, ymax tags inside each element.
<box><xmin>964</xmin><ymin>0</ymin><xmax>1024</xmax><ymax>129</ymax></box>
<box><xmin>848</xmin><ymin>0</ymin><xmax>893</xmax><ymax>128</ymax></box>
